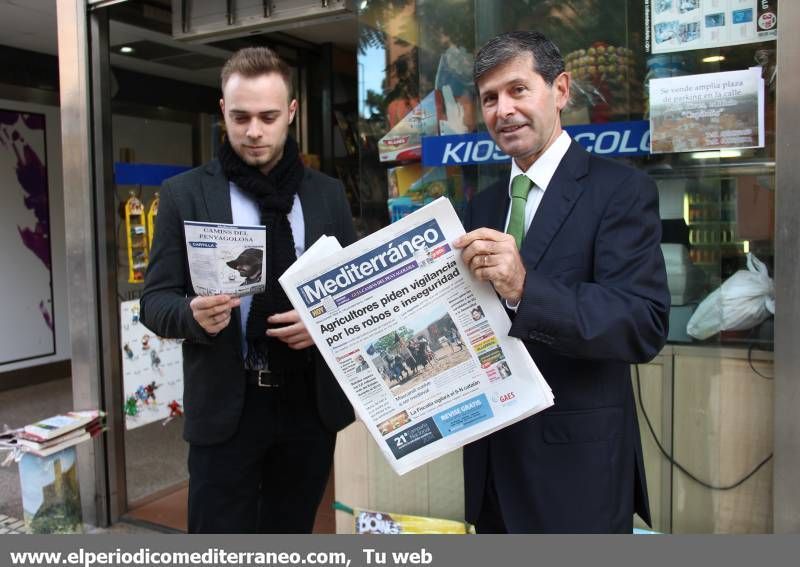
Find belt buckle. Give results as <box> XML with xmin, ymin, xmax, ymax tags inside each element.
<box><xmin>257</xmin><ymin>369</ymin><xmax>279</xmax><ymax>388</ymax></box>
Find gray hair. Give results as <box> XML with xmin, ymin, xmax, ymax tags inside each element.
<box><xmin>473</xmin><ymin>31</ymin><xmax>565</xmax><ymax>87</ymax></box>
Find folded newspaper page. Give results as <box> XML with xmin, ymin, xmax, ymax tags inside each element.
<box><xmin>183</xmin><ymin>221</ymin><xmax>266</xmax><ymax>297</ymax></box>
<box><xmin>280</xmin><ymin>198</ymin><xmax>553</xmax><ymax>475</ymax></box>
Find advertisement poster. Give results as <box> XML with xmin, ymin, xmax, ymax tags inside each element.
<box><xmin>19</xmin><ymin>448</ymin><xmax>82</xmax><ymax>534</ymax></box>
<box><xmin>0</xmin><ymin>108</ymin><xmax>55</xmax><ymax>366</ymax></box>
<box><xmin>650</xmin><ymin>67</ymin><xmax>764</xmax><ymax>153</ymax></box>
<box><xmin>649</xmin><ymin>0</ymin><xmax>777</xmax><ymax>54</ymax></box>
<box><xmin>378</xmin><ymin>91</ymin><xmax>440</xmax><ymax>163</ymax></box>
<box><xmin>120</xmin><ymin>299</ymin><xmax>184</xmax><ymax>430</ymax></box>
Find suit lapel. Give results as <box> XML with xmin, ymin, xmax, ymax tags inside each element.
<box><xmin>201</xmin><ymin>160</ymin><xmax>233</xmax><ymax>223</ymax></box>
<box><xmin>298</xmin><ymin>171</ymin><xmax>325</xmax><ymax>246</ymax></box>
<box><xmin>200</xmin><ymin>160</ymin><xmax>239</xmax><ymax>355</ymax></box>
<box><xmin>521</xmin><ymin>141</ymin><xmax>589</xmax><ymax>268</ymax></box>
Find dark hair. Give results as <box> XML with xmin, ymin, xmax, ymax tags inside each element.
<box><xmin>220</xmin><ymin>46</ymin><xmax>293</xmax><ymax>98</ymax></box>
<box><xmin>473</xmin><ymin>31</ymin><xmax>565</xmax><ymax>87</ymax></box>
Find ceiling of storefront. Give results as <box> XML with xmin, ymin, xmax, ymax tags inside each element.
<box><xmin>0</xmin><ymin>0</ymin><xmax>357</xmax><ymax>87</ymax></box>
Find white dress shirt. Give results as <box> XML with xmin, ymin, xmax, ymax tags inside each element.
<box><xmin>503</xmin><ymin>130</ymin><xmax>572</xmax><ymax>235</ymax></box>
<box><xmin>502</xmin><ymin>131</ymin><xmax>571</xmax><ymax>309</ymax></box>
<box><xmin>229</xmin><ymin>182</ymin><xmax>305</xmax><ymax>357</ymax></box>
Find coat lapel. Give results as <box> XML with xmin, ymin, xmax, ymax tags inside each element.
<box><xmin>200</xmin><ymin>160</ymin><xmax>239</xmax><ymax>354</ymax></box>
<box><xmin>201</xmin><ymin>160</ymin><xmax>233</xmax><ymax>223</ymax></box>
<box><xmin>521</xmin><ymin>141</ymin><xmax>589</xmax><ymax>268</ymax></box>
<box><xmin>298</xmin><ymin>171</ymin><xmax>326</xmax><ymax>247</ymax></box>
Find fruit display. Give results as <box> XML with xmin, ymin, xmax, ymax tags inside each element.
<box><xmin>564</xmin><ymin>41</ymin><xmax>644</xmax><ymax>120</ymax></box>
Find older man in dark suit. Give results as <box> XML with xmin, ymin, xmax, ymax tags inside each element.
<box><xmin>455</xmin><ymin>31</ymin><xmax>670</xmax><ymax>533</ymax></box>
<box><xmin>140</xmin><ymin>47</ymin><xmax>356</xmax><ymax>533</ymax></box>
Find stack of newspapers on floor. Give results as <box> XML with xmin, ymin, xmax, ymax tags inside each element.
<box><xmin>279</xmin><ymin>197</ymin><xmax>553</xmax><ymax>475</ymax></box>
<box><xmin>1</xmin><ymin>410</ymin><xmax>106</xmax><ymax>464</ymax></box>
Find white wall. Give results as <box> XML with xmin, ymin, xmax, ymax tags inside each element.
<box><xmin>0</xmin><ymin>109</ymin><xmax>195</xmax><ymax>376</ymax></box>
<box><xmin>0</xmin><ymin>98</ymin><xmax>69</xmax><ymax>373</ymax></box>
<box><xmin>111</xmin><ymin>114</ymin><xmax>193</xmax><ymax>166</ymax></box>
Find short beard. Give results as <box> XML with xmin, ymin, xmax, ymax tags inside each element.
<box><xmin>233</xmin><ymin>142</ymin><xmax>283</xmax><ymax>173</ymax></box>
<box><xmin>238</xmin><ymin>152</ymin><xmax>272</xmax><ymax>168</ymax></box>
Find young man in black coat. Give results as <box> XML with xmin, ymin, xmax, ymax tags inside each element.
<box><xmin>141</xmin><ymin>47</ymin><xmax>356</xmax><ymax>533</ymax></box>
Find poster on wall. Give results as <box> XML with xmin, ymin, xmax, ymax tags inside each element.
<box><xmin>649</xmin><ymin>67</ymin><xmax>764</xmax><ymax>153</ymax></box>
<box><xmin>19</xmin><ymin>447</ymin><xmax>82</xmax><ymax>534</ymax></box>
<box><xmin>0</xmin><ymin>108</ymin><xmax>55</xmax><ymax>366</ymax></box>
<box><xmin>648</xmin><ymin>0</ymin><xmax>777</xmax><ymax>54</ymax></box>
<box><xmin>120</xmin><ymin>299</ymin><xmax>184</xmax><ymax>430</ymax></box>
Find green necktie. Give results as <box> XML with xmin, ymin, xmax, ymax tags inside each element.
<box><xmin>507</xmin><ymin>174</ymin><xmax>532</xmax><ymax>249</ymax></box>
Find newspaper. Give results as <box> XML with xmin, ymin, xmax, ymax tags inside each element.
<box><xmin>183</xmin><ymin>221</ymin><xmax>266</xmax><ymax>297</ymax></box>
<box><xmin>280</xmin><ymin>198</ymin><xmax>553</xmax><ymax>475</ymax></box>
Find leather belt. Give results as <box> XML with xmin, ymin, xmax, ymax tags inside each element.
<box><xmin>244</xmin><ymin>369</ymin><xmax>284</xmax><ymax>388</ymax></box>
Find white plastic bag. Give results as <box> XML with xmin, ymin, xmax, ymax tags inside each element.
<box><xmin>686</xmin><ymin>253</ymin><xmax>775</xmax><ymax>340</ymax></box>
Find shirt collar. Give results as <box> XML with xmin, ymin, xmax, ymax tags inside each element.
<box><xmin>507</xmin><ymin>130</ymin><xmax>572</xmax><ymax>196</ymax></box>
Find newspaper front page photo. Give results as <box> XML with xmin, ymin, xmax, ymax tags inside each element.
<box><xmin>281</xmin><ymin>198</ymin><xmax>552</xmax><ymax>475</ymax></box>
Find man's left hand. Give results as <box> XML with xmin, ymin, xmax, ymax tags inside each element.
<box><xmin>454</xmin><ymin>228</ymin><xmax>526</xmax><ymax>304</ymax></box>
<box><xmin>266</xmin><ymin>310</ymin><xmax>314</xmax><ymax>350</ymax></box>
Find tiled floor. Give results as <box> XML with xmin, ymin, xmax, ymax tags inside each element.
<box><xmin>1</xmin><ymin>376</ymin><xmax>337</xmax><ymax>534</ymax></box>
<box><xmin>0</xmin><ymin>515</ymin><xmax>165</xmax><ymax>535</ymax></box>
<box><xmin>125</xmin><ymin>487</ymin><xmax>189</xmax><ymax>532</ymax></box>
<box><xmin>0</xmin><ymin>514</ymin><xmax>30</xmax><ymax>534</ymax></box>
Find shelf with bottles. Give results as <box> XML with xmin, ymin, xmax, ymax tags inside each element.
<box><xmin>688</xmin><ymin>229</ymin><xmax>742</xmax><ymax>247</ymax></box>
<box><xmin>688</xmin><ymin>246</ymin><xmax>745</xmax><ymax>266</ymax></box>
<box><xmin>686</xmin><ymin>204</ymin><xmax>736</xmax><ymax>223</ymax></box>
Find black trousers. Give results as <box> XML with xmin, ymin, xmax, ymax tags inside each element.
<box><xmin>475</xmin><ymin>455</ymin><xmax>508</xmax><ymax>534</ymax></box>
<box><xmin>187</xmin><ymin>378</ymin><xmax>335</xmax><ymax>533</ymax></box>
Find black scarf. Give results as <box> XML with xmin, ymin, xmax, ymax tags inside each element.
<box><xmin>217</xmin><ymin>136</ymin><xmax>309</xmax><ymax>374</ymax></box>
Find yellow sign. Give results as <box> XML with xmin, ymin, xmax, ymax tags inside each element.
<box><xmin>125</xmin><ymin>192</ymin><xmax>148</xmax><ymax>283</ymax></box>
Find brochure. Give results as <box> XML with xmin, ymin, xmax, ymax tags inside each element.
<box><xmin>183</xmin><ymin>221</ymin><xmax>266</xmax><ymax>297</ymax></box>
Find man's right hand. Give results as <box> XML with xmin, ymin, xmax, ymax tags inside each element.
<box><xmin>190</xmin><ymin>294</ymin><xmax>240</xmax><ymax>335</ymax></box>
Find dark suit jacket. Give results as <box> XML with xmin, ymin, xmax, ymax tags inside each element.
<box><xmin>463</xmin><ymin>141</ymin><xmax>670</xmax><ymax>533</ymax></box>
<box><xmin>140</xmin><ymin>160</ymin><xmax>357</xmax><ymax>446</ymax></box>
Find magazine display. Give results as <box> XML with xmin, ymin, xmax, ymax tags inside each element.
<box><xmin>280</xmin><ymin>198</ymin><xmax>553</xmax><ymax>475</ymax></box>
<box><xmin>0</xmin><ymin>410</ymin><xmax>106</xmax><ymax>462</ymax></box>
<box><xmin>650</xmin><ymin>0</ymin><xmax>777</xmax><ymax>55</ymax></box>
<box><xmin>183</xmin><ymin>221</ymin><xmax>266</xmax><ymax>297</ymax></box>
<box><xmin>22</xmin><ymin>411</ymin><xmax>102</xmax><ymax>442</ymax></box>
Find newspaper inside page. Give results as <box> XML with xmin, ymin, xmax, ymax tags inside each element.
<box><xmin>280</xmin><ymin>198</ymin><xmax>552</xmax><ymax>475</ymax></box>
